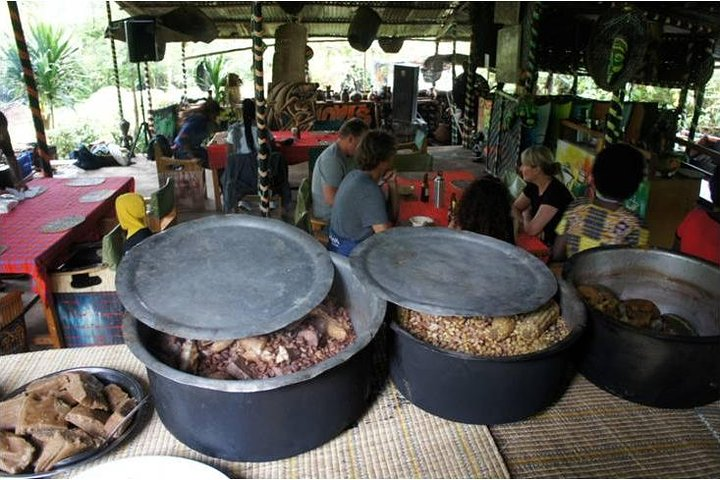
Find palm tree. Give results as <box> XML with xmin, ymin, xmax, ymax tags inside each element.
<box><xmin>2</xmin><ymin>23</ymin><xmax>81</xmax><ymax>128</ymax></box>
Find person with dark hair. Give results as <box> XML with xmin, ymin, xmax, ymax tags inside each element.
<box><xmin>674</xmin><ymin>165</ymin><xmax>719</xmax><ymax>265</ymax></box>
<box><xmin>0</xmin><ymin>111</ymin><xmax>27</xmax><ymax>190</ymax></box>
<box><xmin>512</xmin><ymin>145</ymin><xmax>573</xmax><ymax>246</ymax></box>
<box><xmin>328</xmin><ymin>130</ymin><xmax>398</xmax><ymax>256</ymax></box>
<box><xmin>115</xmin><ymin>193</ymin><xmax>153</xmax><ymax>255</ymax></box>
<box><xmin>311</xmin><ymin>117</ymin><xmax>369</xmax><ymax>221</ymax></box>
<box><xmin>172</xmin><ymin>98</ymin><xmax>221</xmax><ymax>167</ymax></box>
<box><xmin>452</xmin><ymin>175</ymin><xmax>515</xmax><ymax>244</ymax></box>
<box><xmin>553</xmin><ymin>143</ymin><xmax>648</xmax><ymax>261</ymax></box>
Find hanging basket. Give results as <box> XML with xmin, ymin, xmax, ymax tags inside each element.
<box><xmin>379</xmin><ymin>37</ymin><xmax>404</xmax><ymax>54</ymax></box>
<box><xmin>585</xmin><ymin>8</ymin><xmax>649</xmax><ymax>91</ymax></box>
<box><xmin>347</xmin><ymin>6</ymin><xmax>381</xmax><ymax>52</ymax></box>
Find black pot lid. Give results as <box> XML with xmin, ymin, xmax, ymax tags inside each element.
<box><xmin>116</xmin><ymin>216</ymin><xmax>334</xmax><ymax>340</ymax></box>
<box><xmin>350</xmin><ymin>227</ymin><xmax>557</xmax><ymax>317</ymax></box>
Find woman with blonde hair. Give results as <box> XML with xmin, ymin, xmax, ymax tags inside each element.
<box><xmin>512</xmin><ymin>145</ymin><xmax>573</xmax><ymax>246</ymax></box>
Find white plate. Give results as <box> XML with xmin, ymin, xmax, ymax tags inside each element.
<box><xmin>409</xmin><ymin>215</ymin><xmax>434</xmax><ymax>227</ymax></box>
<box><xmin>72</xmin><ymin>456</ymin><xmax>228</xmax><ymax>480</ymax></box>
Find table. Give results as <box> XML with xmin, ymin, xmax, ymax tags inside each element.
<box><xmin>0</xmin><ymin>176</ymin><xmax>134</xmax><ymax>347</ymax></box>
<box><xmin>206</xmin><ymin>131</ymin><xmax>338</xmax><ymax>212</ymax></box>
<box><xmin>1</xmin><ymin>345</ymin><xmax>718</xmax><ymax>478</ymax></box>
<box><xmin>396</xmin><ymin>171</ymin><xmax>550</xmax><ymax>261</ymax></box>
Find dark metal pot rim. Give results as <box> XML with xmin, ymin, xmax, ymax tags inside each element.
<box><xmin>585</xmin><ymin>306</ymin><xmax>720</xmax><ymax>343</ymax></box>
<box><xmin>390</xmin><ymin>317</ymin><xmax>584</xmax><ymax>363</ymax></box>
<box><xmin>123</xmin><ymin>314</ymin><xmax>378</xmax><ymax>393</ymax></box>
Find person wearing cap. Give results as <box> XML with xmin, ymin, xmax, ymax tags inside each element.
<box><xmin>116</xmin><ymin>193</ymin><xmax>153</xmax><ymax>255</ymax></box>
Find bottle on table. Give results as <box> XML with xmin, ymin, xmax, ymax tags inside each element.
<box><xmin>433</xmin><ymin>171</ymin><xmax>444</xmax><ymax>208</ymax></box>
<box><xmin>448</xmin><ymin>192</ymin><xmax>458</xmax><ymax>224</ymax></box>
<box><xmin>420</xmin><ymin>173</ymin><xmax>430</xmax><ymax>203</ymax></box>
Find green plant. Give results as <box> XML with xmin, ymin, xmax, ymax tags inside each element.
<box><xmin>195</xmin><ymin>56</ymin><xmax>228</xmax><ymax>102</ymax></box>
<box><xmin>1</xmin><ymin>23</ymin><xmax>82</xmax><ymax>128</ymax></box>
<box><xmin>47</xmin><ymin>122</ymin><xmax>103</xmax><ymax>158</ymax></box>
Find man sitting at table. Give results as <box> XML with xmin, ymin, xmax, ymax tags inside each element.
<box><xmin>328</xmin><ymin>130</ymin><xmax>398</xmax><ymax>256</ymax></box>
<box><xmin>311</xmin><ymin>118</ymin><xmax>368</xmax><ymax>222</ymax></box>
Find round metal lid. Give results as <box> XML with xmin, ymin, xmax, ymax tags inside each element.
<box><xmin>349</xmin><ymin>227</ymin><xmax>557</xmax><ymax>317</ymax></box>
<box><xmin>116</xmin><ymin>216</ymin><xmax>334</xmax><ymax>340</ymax></box>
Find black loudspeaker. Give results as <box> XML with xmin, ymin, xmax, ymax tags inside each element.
<box><xmin>125</xmin><ymin>18</ymin><xmax>163</xmax><ymax>63</ymax></box>
<box><xmin>392</xmin><ymin>65</ymin><xmax>419</xmax><ymax>123</ymax></box>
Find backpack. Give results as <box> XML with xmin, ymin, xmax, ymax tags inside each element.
<box><xmin>147</xmin><ymin>134</ymin><xmax>173</xmax><ymax>161</ymax></box>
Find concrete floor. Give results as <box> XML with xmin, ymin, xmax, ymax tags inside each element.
<box><xmin>9</xmin><ymin>145</ymin><xmax>485</xmax><ymax>350</ymax></box>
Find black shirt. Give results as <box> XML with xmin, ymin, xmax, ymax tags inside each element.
<box><xmin>522</xmin><ymin>177</ymin><xmax>573</xmax><ymax>245</ymax></box>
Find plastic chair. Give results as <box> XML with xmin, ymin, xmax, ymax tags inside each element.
<box><xmin>391</xmin><ymin>152</ymin><xmax>434</xmax><ymax>172</ymax></box>
<box><xmin>146</xmin><ymin>177</ymin><xmax>177</xmax><ymax>233</ymax></box>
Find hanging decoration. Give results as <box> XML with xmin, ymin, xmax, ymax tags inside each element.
<box><xmin>143</xmin><ymin>63</ymin><xmax>156</xmax><ymax>136</ymax></box>
<box><xmin>252</xmin><ymin>2</ymin><xmax>271</xmax><ymax>216</ymax></box>
<box><xmin>347</xmin><ymin>6</ymin><xmax>381</xmax><ymax>52</ymax></box>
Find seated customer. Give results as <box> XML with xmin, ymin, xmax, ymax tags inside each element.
<box><xmin>512</xmin><ymin>146</ymin><xmax>573</xmax><ymax>247</ymax></box>
<box><xmin>451</xmin><ymin>175</ymin><xmax>515</xmax><ymax>244</ymax></box>
<box><xmin>173</xmin><ymin>98</ymin><xmax>221</xmax><ymax>167</ymax></box>
<box><xmin>328</xmin><ymin>130</ymin><xmax>398</xmax><ymax>256</ymax></box>
<box><xmin>115</xmin><ymin>193</ymin><xmax>152</xmax><ymax>255</ymax></box>
<box><xmin>311</xmin><ymin>118</ymin><xmax>369</xmax><ymax>222</ymax></box>
<box><xmin>553</xmin><ymin>144</ymin><xmax>647</xmax><ymax>261</ymax></box>
<box><xmin>674</xmin><ymin>165</ymin><xmax>719</xmax><ymax>265</ymax></box>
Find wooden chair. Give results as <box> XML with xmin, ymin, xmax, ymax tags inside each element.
<box><xmin>396</xmin><ymin>128</ymin><xmax>428</xmax><ymax>153</ymax></box>
<box><xmin>146</xmin><ymin>177</ymin><xmax>177</xmax><ymax>233</ymax></box>
<box><xmin>294</xmin><ymin>177</ymin><xmax>329</xmax><ymax>246</ymax></box>
<box><xmin>155</xmin><ymin>154</ymin><xmax>206</xmax><ymax>212</ymax></box>
<box><xmin>391</xmin><ymin>152</ymin><xmax>434</xmax><ymax>172</ymax></box>
<box><xmin>101</xmin><ymin>224</ymin><xmax>125</xmax><ymax>271</ymax></box>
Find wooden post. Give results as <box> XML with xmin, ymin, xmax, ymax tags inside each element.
<box><xmin>253</xmin><ymin>2</ymin><xmax>270</xmax><ymax>216</ymax></box>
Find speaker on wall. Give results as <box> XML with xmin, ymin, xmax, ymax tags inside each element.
<box><xmin>125</xmin><ymin>18</ymin><xmax>163</xmax><ymax>63</ymax></box>
<box><xmin>392</xmin><ymin>65</ymin><xmax>419</xmax><ymax>123</ymax></box>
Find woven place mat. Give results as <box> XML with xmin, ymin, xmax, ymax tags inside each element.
<box><xmin>489</xmin><ymin>374</ymin><xmax>720</xmax><ymax>478</ymax></box>
<box><xmin>66</xmin><ymin>177</ymin><xmax>106</xmax><ymax>187</ymax></box>
<box><xmin>0</xmin><ymin>345</ymin><xmax>509</xmax><ymax>479</ymax></box>
<box><xmin>0</xmin><ymin>245</ymin><xmax>6</xmax><ymax>256</ymax></box>
<box><xmin>79</xmin><ymin>189</ymin><xmax>115</xmax><ymax>203</ymax></box>
<box><xmin>40</xmin><ymin>215</ymin><xmax>85</xmax><ymax>233</ymax></box>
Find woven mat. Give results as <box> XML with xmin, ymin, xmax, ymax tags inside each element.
<box><xmin>490</xmin><ymin>374</ymin><xmax>720</xmax><ymax>478</ymax></box>
<box><xmin>0</xmin><ymin>345</ymin><xmax>509</xmax><ymax>479</ymax></box>
<box><xmin>78</xmin><ymin>189</ymin><xmax>115</xmax><ymax>203</ymax></box>
<box><xmin>66</xmin><ymin>177</ymin><xmax>106</xmax><ymax>187</ymax></box>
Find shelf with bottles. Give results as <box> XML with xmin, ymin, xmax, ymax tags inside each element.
<box><xmin>560</xmin><ymin>119</ymin><xmax>605</xmax><ymax>153</ymax></box>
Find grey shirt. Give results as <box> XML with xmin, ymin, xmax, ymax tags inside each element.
<box><xmin>330</xmin><ymin>170</ymin><xmax>388</xmax><ymax>242</ymax></box>
<box><xmin>311</xmin><ymin>142</ymin><xmax>357</xmax><ymax>221</ymax></box>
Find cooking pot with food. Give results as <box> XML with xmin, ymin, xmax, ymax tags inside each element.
<box><xmin>350</xmin><ymin>227</ymin><xmax>587</xmax><ymax>424</ymax></box>
<box><xmin>563</xmin><ymin>246</ymin><xmax>720</xmax><ymax>408</ymax></box>
<box><xmin>119</xmin><ymin>216</ymin><xmax>386</xmax><ymax>461</ymax></box>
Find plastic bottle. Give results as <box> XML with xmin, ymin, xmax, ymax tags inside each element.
<box><xmin>433</xmin><ymin>171</ymin><xmax>444</xmax><ymax>208</ymax></box>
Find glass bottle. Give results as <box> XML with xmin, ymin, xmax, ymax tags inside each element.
<box><xmin>448</xmin><ymin>192</ymin><xmax>458</xmax><ymax>224</ymax></box>
<box><xmin>420</xmin><ymin>173</ymin><xmax>430</xmax><ymax>203</ymax></box>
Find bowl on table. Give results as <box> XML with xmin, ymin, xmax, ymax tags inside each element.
<box><xmin>409</xmin><ymin>216</ymin><xmax>434</xmax><ymax>227</ymax></box>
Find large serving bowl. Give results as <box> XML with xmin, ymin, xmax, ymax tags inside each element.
<box><xmin>387</xmin><ymin>279</ymin><xmax>586</xmax><ymax>424</ymax></box>
<box><xmin>123</xmin><ymin>253</ymin><xmax>386</xmax><ymax>461</ymax></box>
<box><xmin>563</xmin><ymin>246</ymin><xmax>720</xmax><ymax>408</ymax></box>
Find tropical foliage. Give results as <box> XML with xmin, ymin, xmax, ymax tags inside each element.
<box><xmin>1</xmin><ymin>23</ymin><xmax>81</xmax><ymax>127</ymax></box>
<box><xmin>195</xmin><ymin>56</ymin><xmax>228</xmax><ymax>102</ymax></box>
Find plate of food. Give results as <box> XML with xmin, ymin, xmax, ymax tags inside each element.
<box><xmin>0</xmin><ymin>367</ymin><xmax>151</xmax><ymax>478</ymax></box>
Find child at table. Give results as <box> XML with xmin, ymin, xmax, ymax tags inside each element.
<box><xmin>450</xmin><ymin>174</ymin><xmax>515</xmax><ymax>244</ymax></box>
<box><xmin>552</xmin><ymin>144</ymin><xmax>647</xmax><ymax>261</ymax></box>
<box><xmin>115</xmin><ymin>193</ymin><xmax>153</xmax><ymax>255</ymax></box>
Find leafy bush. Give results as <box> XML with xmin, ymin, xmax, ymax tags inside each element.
<box><xmin>47</xmin><ymin>122</ymin><xmax>103</xmax><ymax>158</ymax></box>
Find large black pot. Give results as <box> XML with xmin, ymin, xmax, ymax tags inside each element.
<box><xmin>563</xmin><ymin>246</ymin><xmax>720</xmax><ymax>408</ymax></box>
<box><xmin>388</xmin><ymin>280</ymin><xmax>586</xmax><ymax>424</ymax></box>
<box><xmin>123</xmin><ymin>254</ymin><xmax>386</xmax><ymax>461</ymax></box>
